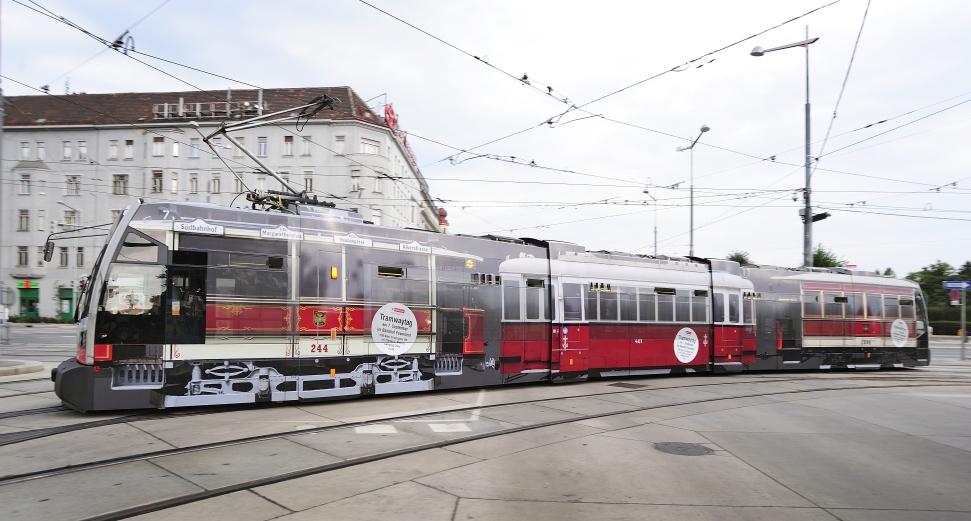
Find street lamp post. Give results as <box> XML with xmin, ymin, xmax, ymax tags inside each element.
<box><xmin>751</xmin><ymin>26</ymin><xmax>819</xmax><ymax>267</ymax></box>
<box><xmin>676</xmin><ymin>124</ymin><xmax>710</xmax><ymax>258</ymax></box>
<box><xmin>642</xmin><ymin>187</ymin><xmax>658</xmax><ymax>256</ymax></box>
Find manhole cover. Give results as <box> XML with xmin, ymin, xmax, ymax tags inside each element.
<box><xmin>608</xmin><ymin>382</ymin><xmax>646</xmax><ymax>389</ymax></box>
<box><xmin>653</xmin><ymin>442</ymin><xmax>713</xmax><ymax>456</ymax></box>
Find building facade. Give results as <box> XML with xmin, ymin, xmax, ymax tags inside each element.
<box><xmin>1</xmin><ymin>87</ymin><xmax>440</xmax><ymax>318</ymax></box>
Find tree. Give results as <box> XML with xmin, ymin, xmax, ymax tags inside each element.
<box><xmin>726</xmin><ymin>251</ymin><xmax>752</xmax><ymax>265</ymax></box>
<box><xmin>906</xmin><ymin>261</ymin><xmax>955</xmax><ymax>307</ymax></box>
<box><xmin>812</xmin><ymin>244</ymin><xmax>844</xmax><ymax>268</ymax></box>
<box><xmin>883</xmin><ymin>268</ymin><xmax>896</xmax><ymax>277</ymax></box>
<box><xmin>958</xmin><ymin>261</ymin><xmax>971</xmax><ymax>281</ymax></box>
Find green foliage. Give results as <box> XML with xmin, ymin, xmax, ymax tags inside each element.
<box><xmin>812</xmin><ymin>244</ymin><xmax>844</xmax><ymax>268</ymax></box>
<box><xmin>882</xmin><ymin>268</ymin><xmax>896</xmax><ymax>277</ymax></box>
<box><xmin>906</xmin><ymin>261</ymin><xmax>955</xmax><ymax>307</ymax></box>
<box><xmin>7</xmin><ymin>315</ymin><xmax>75</xmax><ymax>324</ymax></box>
<box><xmin>726</xmin><ymin>251</ymin><xmax>752</xmax><ymax>265</ymax></box>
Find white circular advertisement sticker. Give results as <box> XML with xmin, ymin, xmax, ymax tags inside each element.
<box><xmin>674</xmin><ymin>327</ymin><xmax>700</xmax><ymax>364</ymax></box>
<box><xmin>890</xmin><ymin>319</ymin><xmax>909</xmax><ymax>348</ymax></box>
<box><xmin>371</xmin><ymin>303</ymin><xmax>418</xmax><ymax>356</ymax></box>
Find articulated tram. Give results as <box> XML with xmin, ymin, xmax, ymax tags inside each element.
<box><xmin>52</xmin><ymin>200</ymin><xmax>930</xmax><ymax>412</ymax></box>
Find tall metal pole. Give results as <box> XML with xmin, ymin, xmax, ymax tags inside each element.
<box><xmin>803</xmin><ymin>25</ymin><xmax>813</xmax><ymax>267</ymax></box>
<box><xmin>654</xmin><ymin>201</ymin><xmax>658</xmax><ymax>257</ymax></box>
<box><xmin>689</xmin><ymin>146</ymin><xmax>694</xmax><ymax>257</ymax></box>
<box><xmin>962</xmin><ymin>289</ymin><xmax>967</xmax><ymax>360</ymax></box>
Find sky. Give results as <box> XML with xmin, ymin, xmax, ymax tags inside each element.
<box><xmin>3</xmin><ymin>0</ymin><xmax>970</xmax><ymax>276</ymax></box>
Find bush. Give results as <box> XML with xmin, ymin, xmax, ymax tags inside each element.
<box><xmin>7</xmin><ymin>315</ymin><xmax>75</xmax><ymax>324</ymax></box>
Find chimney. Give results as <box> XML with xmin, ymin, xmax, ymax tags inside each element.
<box><xmin>257</xmin><ymin>89</ymin><xmax>263</xmax><ymax>116</ymax></box>
<box><xmin>438</xmin><ymin>208</ymin><xmax>449</xmax><ymax>234</ymax></box>
<box><xmin>178</xmin><ymin>97</ymin><xmax>184</xmax><ymax>117</ymax></box>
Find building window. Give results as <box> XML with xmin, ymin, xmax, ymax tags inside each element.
<box><xmin>37</xmin><ymin>142</ymin><xmax>46</xmax><ymax>161</ymax></box>
<box><xmin>78</xmin><ymin>141</ymin><xmax>88</xmax><ymax>160</ymax></box>
<box><xmin>335</xmin><ymin>136</ymin><xmax>345</xmax><ymax>155</ymax></box>
<box><xmin>76</xmin><ymin>247</ymin><xmax>84</xmax><ymax>268</ymax></box>
<box><xmin>234</xmin><ymin>137</ymin><xmax>245</xmax><ymax>157</ymax></box>
<box><xmin>372</xmin><ymin>210</ymin><xmax>382</xmax><ymax>226</ymax></box>
<box><xmin>37</xmin><ymin>246</ymin><xmax>44</xmax><ymax>267</ymax></box>
<box><xmin>303</xmin><ymin>171</ymin><xmax>313</xmax><ymax>193</ymax></box>
<box><xmin>59</xmin><ymin>247</ymin><xmax>69</xmax><ymax>268</ymax></box>
<box><xmin>64</xmin><ymin>210</ymin><xmax>78</xmax><ymax>230</ymax></box>
<box><xmin>351</xmin><ymin>170</ymin><xmax>361</xmax><ymax>192</ymax></box>
<box><xmin>172</xmin><ymin>141</ymin><xmax>180</xmax><ymax>157</ymax></box>
<box><xmin>211</xmin><ymin>175</ymin><xmax>221</xmax><ymax>194</ymax></box>
<box><xmin>257</xmin><ymin>175</ymin><xmax>266</xmax><ymax>191</ymax></box>
<box><xmin>17</xmin><ymin>246</ymin><xmax>28</xmax><ymax>267</ymax></box>
<box><xmin>125</xmin><ymin>140</ymin><xmax>134</xmax><ymax>160</ymax></box>
<box><xmin>108</xmin><ymin>140</ymin><xmax>118</xmax><ymax>160</ymax></box>
<box><xmin>18</xmin><ymin>210</ymin><xmax>29</xmax><ymax>231</ymax></box>
<box><xmin>190</xmin><ymin>138</ymin><xmax>201</xmax><ymax>158</ymax></box>
<box><xmin>189</xmin><ymin>173</ymin><xmax>198</xmax><ymax>194</ymax></box>
<box><xmin>373</xmin><ymin>176</ymin><xmax>383</xmax><ymax>193</ymax></box>
<box><xmin>153</xmin><ymin>137</ymin><xmax>164</xmax><ymax>157</ymax></box>
<box><xmin>152</xmin><ymin>170</ymin><xmax>163</xmax><ymax>193</ymax></box>
<box><xmin>234</xmin><ymin>175</ymin><xmax>244</xmax><ymax>194</ymax></box>
<box><xmin>19</xmin><ymin>174</ymin><xmax>30</xmax><ymax>194</ymax></box>
<box><xmin>21</xmin><ymin>142</ymin><xmax>30</xmax><ymax>160</ymax></box>
<box><xmin>361</xmin><ymin>138</ymin><xmax>379</xmax><ymax>155</ymax></box>
<box><xmin>212</xmin><ymin>137</ymin><xmax>223</xmax><ymax>156</ymax></box>
<box><xmin>112</xmin><ymin>174</ymin><xmax>129</xmax><ymax>195</ymax></box>
<box><xmin>171</xmin><ymin>173</ymin><xmax>179</xmax><ymax>194</ymax></box>
<box><xmin>111</xmin><ymin>210</ymin><xmax>122</xmax><ymax>222</ymax></box>
<box><xmin>257</xmin><ymin>137</ymin><xmax>267</xmax><ymax>156</ymax></box>
<box><xmin>62</xmin><ymin>141</ymin><xmax>72</xmax><ymax>160</ymax></box>
<box><xmin>280</xmin><ymin>173</ymin><xmax>290</xmax><ymax>192</ymax></box>
<box><xmin>38</xmin><ymin>210</ymin><xmax>45</xmax><ymax>231</ymax></box>
<box><xmin>283</xmin><ymin>135</ymin><xmax>293</xmax><ymax>156</ymax></box>
<box><xmin>66</xmin><ymin>176</ymin><xmax>81</xmax><ymax>196</ymax></box>
<box><xmin>302</xmin><ymin>136</ymin><xmax>311</xmax><ymax>155</ymax></box>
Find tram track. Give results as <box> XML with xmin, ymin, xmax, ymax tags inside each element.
<box><xmin>0</xmin><ymin>371</ymin><xmax>958</xmax><ymax>483</ymax></box>
<box><xmin>58</xmin><ymin>377</ymin><xmax>969</xmax><ymax>521</ymax></box>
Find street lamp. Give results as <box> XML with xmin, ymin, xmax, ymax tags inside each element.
<box><xmin>642</xmin><ymin>184</ymin><xmax>658</xmax><ymax>256</ymax></box>
<box><xmin>57</xmin><ymin>200</ymin><xmax>79</xmax><ymax>230</ymax></box>
<box><xmin>751</xmin><ymin>27</ymin><xmax>819</xmax><ymax>267</ymax></box>
<box><xmin>676</xmin><ymin>124</ymin><xmax>710</xmax><ymax>258</ymax></box>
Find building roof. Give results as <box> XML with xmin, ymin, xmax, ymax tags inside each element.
<box><xmin>2</xmin><ymin>87</ymin><xmax>382</xmax><ymax>128</ymax></box>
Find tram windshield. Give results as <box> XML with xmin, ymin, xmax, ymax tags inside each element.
<box><xmin>102</xmin><ymin>264</ymin><xmax>166</xmax><ymax>315</ymax></box>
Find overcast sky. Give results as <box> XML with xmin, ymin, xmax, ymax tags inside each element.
<box><xmin>3</xmin><ymin>0</ymin><xmax>970</xmax><ymax>276</ymax></box>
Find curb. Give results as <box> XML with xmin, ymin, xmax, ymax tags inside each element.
<box><xmin>0</xmin><ymin>360</ymin><xmax>45</xmax><ymax>377</ymax></box>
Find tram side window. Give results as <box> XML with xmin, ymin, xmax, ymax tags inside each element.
<box><xmin>503</xmin><ymin>280</ymin><xmax>521</xmax><ymax>320</ymax></box>
<box><xmin>638</xmin><ymin>288</ymin><xmax>655</xmax><ymax>321</ymax></box>
<box><xmin>372</xmin><ymin>264</ymin><xmax>430</xmax><ymax>305</ymax></box>
<box><xmin>525</xmin><ymin>279</ymin><xmax>546</xmax><ymax>320</ymax></box>
<box><xmin>656</xmin><ymin>288</ymin><xmax>675</xmax><ymax>322</ymax></box>
<box><xmin>208</xmin><ymin>252</ymin><xmax>288</xmax><ymax>299</ymax></box>
<box><xmin>845</xmin><ymin>294</ymin><xmax>864</xmax><ymax>318</ymax></box>
<box><xmin>713</xmin><ymin>293</ymin><xmax>725</xmax><ymax>323</ymax></box>
<box><xmin>619</xmin><ymin>287</ymin><xmax>636</xmax><ymax>321</ymax></box>
<box><xmin>884</xmin><ymin>296</ymin><xmax>899</xmax><ymax>319</ymax></box>
<box><xmin>728</xmin><ymin>293</ymin><xmax>740</xmax><ymax>323</ymax></box>
<box><xmin>866</xmin><ymin>294</ymin><xmax>882</xmax><ymax>319</ymax></box>
<box><xmin>900</xmin><ymin>298</ymin><xmax>915</xmax><ymax>319</ymax></box>
<box><xmin>692</xmin><ymin>290</ymin><xmax>708</xmax><ymax>323</ymax></box>
<box><xmin>96</xmin><ymin>263</ymin><xmax>166</xmax><ymax>344</ymax></box>
<box><xmin>116</xmin><ymin>231</ymin><xmax>160</xmax><ymax>263</ymax></box>
<box><xmin>674</xmin><ymin>290</ymin><xmax>690</xmax><ymax>322</ymax></box>
<box><xmin>586</xmin><ymin>285</ymin><xmax>598</xmax><ymax>321</ymax></box>
<box><xmin>743</xmin><ymin>298</ymin><xmax>753</xmax><ymax>324</ymax></box>
<box><xmin>562</xmin><ymin>283</ymin><xmax>583</xmax><ymax>321</ymax></box>
<box><xmin>823</xmin><ymin>294</ymin><xmax>843</xmax><ymax>318</ymax></box>
<box><xmin>599</xmin><ymin>288</ymin><xmax>618</xmax><ymax>321</ymax></box>
<box><xmin>298</xmin><ymin>246</ymin><xmax>342</xmax><ymax>300</ymax></box>
<box><xmin>803</xmin><ymin>293</ymin><xmax>821</xmax><ymax>317</ymax></box>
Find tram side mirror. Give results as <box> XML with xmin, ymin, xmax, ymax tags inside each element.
<box><xmin>43</xmin><ymin>241</ymin><xmax>55</xmax><ymax>262</ymax></box>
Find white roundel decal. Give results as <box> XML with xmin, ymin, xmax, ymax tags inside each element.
<box><xmin>674</xmin><ymin>328</ymin><xmax>700</xmax><ymax>364</ymax></box>
<box><xmin>371</xmin><ymin>303</ymin><xmax>418</xmax><ymax>356</ymax></box>
<box><xmin>890</xmin><ymin>319</ymin><xmax>909</xmax><ymax>348</ymax></box>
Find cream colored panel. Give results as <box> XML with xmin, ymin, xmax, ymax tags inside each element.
<box><xmin>296</xmin><ymin>336</ymin><xmax>346</xmax><ymax>358</ymax></box>
<box><xmin>173</xmin><ymin>336</ymin><xmax>290</xmax><ymax>361</ymax></box>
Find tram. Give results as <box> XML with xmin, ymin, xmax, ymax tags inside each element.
<box><xmin>51</xmin><ymin>199</ymin><xmax>930</xmax><ymax>412</ymax></box>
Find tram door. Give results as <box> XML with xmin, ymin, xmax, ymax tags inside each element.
<box><xmin>297</xmin><ymin>246</ymin><xmax>345</xmax><ymax>399</ymax></box>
